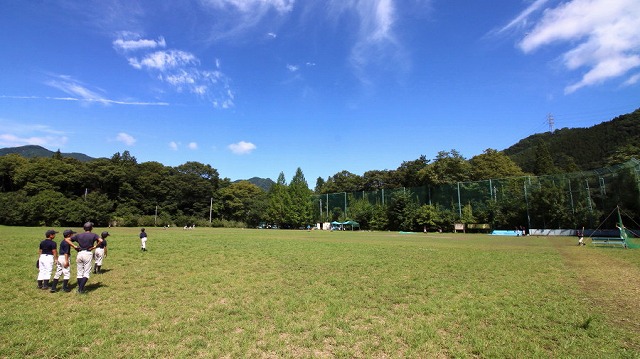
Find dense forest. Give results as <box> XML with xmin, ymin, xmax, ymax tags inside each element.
<box><xmin>1</xmin><ymin>108</ymin><xmax>639</xmax><ymax>231</ymax></box>
<box><xmin>503</xmin><ymin>108</ymin><xmax>640</xmax><ymax>172</ymax></box>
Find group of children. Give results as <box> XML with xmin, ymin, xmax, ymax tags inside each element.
<box><xmin>36</xmin><ymin>224</ymin><xmax>109</xmax><ymax>294</ymax></box>
<box><xmin>37</xmin><ymin>225</ymin><xmax>150</xmax><ymax>293</ymax></box>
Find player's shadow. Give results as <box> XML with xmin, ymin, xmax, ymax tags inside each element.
<box><xmin>84</xmin><ymin>281</ymin><xmax>107</xmax><ymax>292</ymax></box>
<box><xmin>96</xmin><ymin>268</ymin><xmax>112</xmax><ymax>274</ymax></box>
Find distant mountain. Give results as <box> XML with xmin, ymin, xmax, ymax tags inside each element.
<box><xmin>503</xmin><ymin>108</ymin><xmax>640</xmax><ymax>173</ymax></box>
<box><xmin>235</xmin><ymin>177</ymin><xmax>275</xmax><ymax>192</ymax></box>
<box><xmin>0</xmin><ymin>145</ymin><xmax>95</xmax><ymax>162</ymax></box>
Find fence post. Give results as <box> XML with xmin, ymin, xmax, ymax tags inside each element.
<box><xmin>524</xmin><ymin>179</ymin><xmax>531</xmax><ymax>230</ymax></box>
<box><xmin>585</xmin><ymin>180</ymin><xmax>593</xmax><ymax>213</ymax></box>
<box><xmin>457</xmin><ymin>182</ymin><xmax>462</xmax><ymax>218</ymax></box>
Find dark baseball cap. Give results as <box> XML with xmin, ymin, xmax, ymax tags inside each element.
<box><xmin>101</xmin><ymin>231</ymin><xmax>110</xmax><ymax>238</ymax></box>
<box><xmin>63</xmin><ymin>229</ymin><xmax>76</xmax><ymax>237</ymax></box>
<box><xmin>45</xmin><ymin>229</ymin><xmax>59</xmax><ymax>237</ymax></box>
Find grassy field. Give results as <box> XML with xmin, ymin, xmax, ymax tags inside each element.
<box><xmin>1</xmin><ymin>226</ymin><xmax>639</xmax><ymax>358</ymax></box>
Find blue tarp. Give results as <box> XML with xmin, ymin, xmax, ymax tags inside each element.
<box><xmin>490</xmin><ymin>230</ymin><xmax>520</xmax><ymax>236</ymax></box>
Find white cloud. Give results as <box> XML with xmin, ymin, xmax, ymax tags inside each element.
<box><xmin>121</xmin><ymin>39</ymin><xmax>235</xmax><ymax>108</ymax></box>
<box><xmin>504</xmin><ymin>0</ymin><xmax>640</xmax><ymax>93</ymax></box>
<box><xmin>188</xmin><ymin>142</ymin><xmax>198</xmax><ymax>150</ymax></box>
<box><xmin>164</xmin><ymin>70</ymin><xmax>197</xmax><ymax>86</ymax></box>
<box><xmin>116</xmin><ymin>132</ymin><xmax>136</xmax><ymax>146</ymax></box>
<box><xmin>267</xmin><ymin>32</ymin><xmax>277</xmax><ymax>38</ymax></box>
<box><xmin>113</xmin><ymin>32</ymin><xmax>166</xmax><ymax>52</ymax></box>
<box><xmin>228</xmin><ymin>141</ymin><xmax>256</xmax><ymax>155</ymax></box>
<box><xmin>286</xmin><ymin>64</ymin><xmax>299</xmax><ymax>72</ymax></box>
<box><xmin>128</xmin><ymin>50</ymin><xmax>197</xmax><ymax>71</ymax></box>
<box><xmin>169</xmin><ymin>141</ymin><xmax>179</xmax><ymax>150</ymax></box>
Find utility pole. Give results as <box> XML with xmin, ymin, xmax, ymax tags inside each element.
<box><xmin>547</xmin><ymin>113</ymin><xmax>555</xmax><ymax>133</ymax></box>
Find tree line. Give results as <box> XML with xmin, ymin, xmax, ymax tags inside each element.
<box><xmin>1</xmin><ymin>112</ymin><xmax>639</xmax><ymax>230</ymax></box>
<box><xmin>0</xmin><ymin>146</ymin><xmax>531</xmax><ymax>229</ymax></box>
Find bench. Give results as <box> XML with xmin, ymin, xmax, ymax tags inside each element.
<box><xmin>591</xmin><ymin>237</ymin><xmax>627</xmax><ymax>248</ymax></box>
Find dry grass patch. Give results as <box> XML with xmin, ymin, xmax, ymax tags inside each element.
<box><xmin>551</xmin><ymin>238</ymin><xmax>640</xmax><ymax>350</ymax></box>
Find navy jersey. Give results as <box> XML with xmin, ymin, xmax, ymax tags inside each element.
<box><xmin>39</xmin><ymin>239</ymin><xmax>57</xmax><ymax>255</ymax></box>
<box><xmin>59</xmin><ymin>239</ymin><xmax>71</xmax><ymax>255</ymax></box>
<box><xmin>98</xmin><ymin>239</ymin><xmax>107</xmax><ymax>249</ymax></box>
<box><xmin>140</xmin><ymin>232</ymin><xmax>147</xmax><ymax>239</ymax></box>
<box><xmin>71</xmin><ymin>232</ymin><xmax>100</xmax><ymax>250</ymax></box>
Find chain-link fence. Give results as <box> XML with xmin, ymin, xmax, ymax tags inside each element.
<box><xmin>314</xmin><ymin>159</ymin><xmax>640</xmax><ymax>230</ymax></box>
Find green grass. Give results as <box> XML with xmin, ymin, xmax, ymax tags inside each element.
<box><xmin>1</xmin><ymin>227</ymin><xmax>639</xmax><ymax>358</ymax></box>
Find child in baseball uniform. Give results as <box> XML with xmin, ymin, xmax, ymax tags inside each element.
<box><xmin>94</xmin><ymin>231</ymin><xmax>109</xmax><ymax>274</ymax></box>
<box><xmin>50</xmin><ymin>229</ymin><xmax>75</xmax><ymax>292</ymax></box>
<box><xmin>37</xmin><ymin>229</ymin><xmax>58</xmax><ymax>290</ymax></box>
<box><xmin>140</xmin><ymin>228</ymin><xmax>147</xmax><ymax>251</ymax></box>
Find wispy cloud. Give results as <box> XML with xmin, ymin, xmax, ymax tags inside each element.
<box><xmin>1</xmin><ymin>95</ymin><xmax>168</xmax><ymax>106</ymax></box>
<box><xmin>0</xmin><ymin>120</ymin><xmax>68</xmax><ymax>148</ymax></box>
<box><xmin>286</xmin><ymin>64</ymin><xmax>299</xmax><ymax>72</ymax></box>
<box><xmin>0</xmin><ymin>134</ymin><xmax>58</xmax><ymax>147</ymax></box>
<box><xmin>327</xmin><ymin>0</ymin><xmax>413</xmax><ymax>85</ymax></box>
<box><xmin>188</xmin><ymin>142</ymin><xmax>198</xmax><ymax>150</ymax></box>
<box><xmin>623</xmin><ymin>73</ymin><xmax>640</xmax><ymax>86</ymax></box>
<box><xmin>116</xmin><ymin>132</ymin><xmax>136</xmax><ymax>146</ymax></box>
<box><xmin>500</xmin><ymin>0</ymin><xmax>640</xmax><ymax>93</ymax></box>
<box><xmin>46</xmin><ymin>75</ymin><xmax>107</xmax><ymax>102</ymax></box>
<box><xmin>38</xmin><ymin>74</ymin><xmax>168</xmax><ymax>106</ymax></box>
<box><xmin>198</xmin><ymin>0</ymin><xmax>294</xmax><ymax>40</ymax></box>
<box><xmin>496</xmin><ymin>0</ymin><xmax>550</xmax><ymax>34</ymax></box>
<box><xmin>169</xmin><ymin>141</ymin><xmax>179</xmax><ymax>150</ymax></box>
<box><xmin>228</xmin><ymin>141</ymin><xmax>256</xmax><ymax>155</ymax></box>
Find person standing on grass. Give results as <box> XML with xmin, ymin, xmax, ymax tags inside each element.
<box><xmin>37</xmin><ymin>229</ymin><xmax>59</xmax><ymax>290</ymax></box>
<box><xmin>577</xmin><ymin>227</ymin><xmax>585</xmax><ymax>246</ymax></box>
<box><xmin>140</xmin><ymin>228</ymin><xmax>148</xmax><ymax>251</ymax></box>
<box><xmin>93</xmin><ymin>231</ymin><xmax>109</xmax><ymax>274</ymax></box>
<box><xmin>66</xmin><ymin>222</ymin><xmax>102</xmax><ymax>294</ymax></box>
<box><xmin>50</xmin><ymin>229</ymin><xmax>75</xmax><ymax>292</ymax></box>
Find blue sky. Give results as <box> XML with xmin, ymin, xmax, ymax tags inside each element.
<box><xmin>1</xmin><ymin>0</ymin><xmax>639</xmax><ymax>184</ymax></box>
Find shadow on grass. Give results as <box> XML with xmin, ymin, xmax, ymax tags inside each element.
<box><xmin>83</xmin><ymin>281</ymin><xmax>108</xmax><ymax>293</ymax></box>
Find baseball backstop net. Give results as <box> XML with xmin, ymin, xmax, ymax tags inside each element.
<box><xmin>315</xmin><ymin>159</ymin><xmax>640</xmax><ymax>231</ymax></box>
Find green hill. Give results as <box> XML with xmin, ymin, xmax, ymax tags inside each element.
<box><xmin>235</xmin><ymin>177</ymin><xmax>275</xmax><ymax>192</ymax></box>
<box><xmin>503</xmin><ymin>108</ymin><xmax>640</xmax><ymax>173</ymax></box>
<box><xmin>0</xmin><ymin>145</ymin><xmax>95</xmax><ymax>162</ymax></box>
